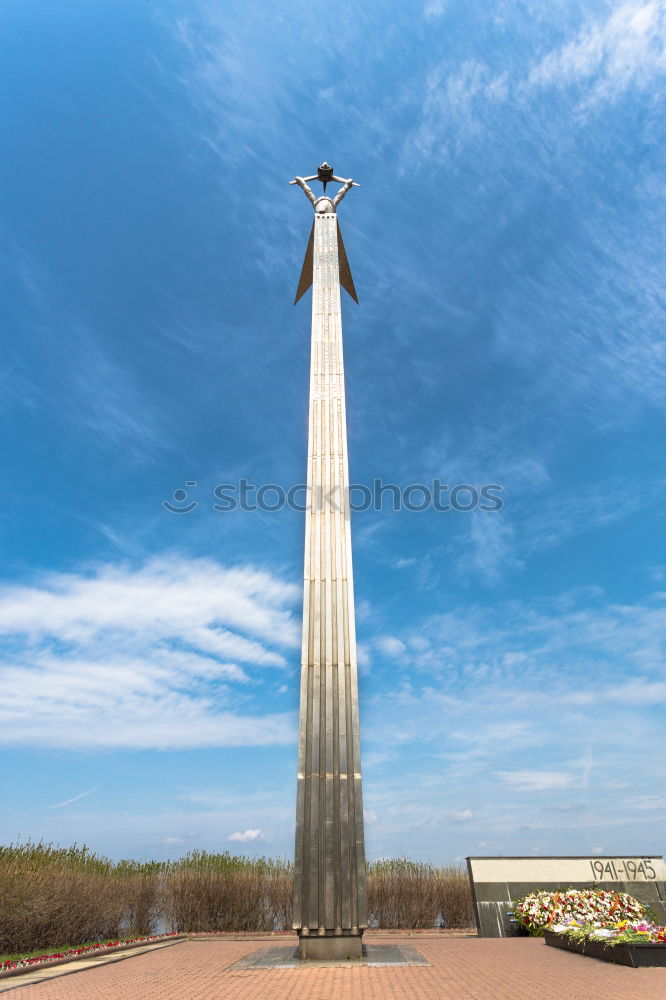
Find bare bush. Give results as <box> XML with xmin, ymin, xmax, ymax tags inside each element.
<box><xmin>162</xmin><ymin>852</ymin><xmax>294</xmax><ymax>933</ymax></box>
<box><xmin>0</xmin><ymin>843</ymin><xmax>473</xmax><ymax>955</ymax></box>
<box><xmin>366</xmin><ymin>859</ymin><xmax>473</xmax><ymax>929</ymax></box>
<box><xmin>115</xmin><ymin>861</ymin><xmax>162</xmax><ymax>937</ymax></box>
<box><xmin>367</xmin><ymin>858</ymin><xmax>439</xmax><ymax>928</ymax></box>
<box><xmin>435</xmin><ymin>865</ymin><xmax>475</xmax><ymax>928</ymax></box>
<box><xmin>262</xmin><ymin>858</ymin><xmax>293</xmax><ymax>931</ymax></box>
<box><xmin>0</xmin><ymin>843</ymin><xmax>127</xmax><ymax>954</ymax></box>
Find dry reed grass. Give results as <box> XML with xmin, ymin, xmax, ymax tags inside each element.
<box><xmin>0</xmin><ymin>843</ymin><xmax>160</xmax><ymax>955</ymax></box>
<box><xmin>0</xmin><ymin>842</ymin><xmax>473</xmax><ymax>954</ymax></box>
<box><xmin>367</xmin><ymin>858</ymin><xmax>475</xmax><ymax>929</ymax></box>
<box><xmin>162</xmin><ymin>851</ymin><xmax>293</xmax><ymax>932</ymax></box>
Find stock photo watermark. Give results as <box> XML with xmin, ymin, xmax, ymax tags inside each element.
<box><xmin>163</xmin><ymin>479</ymin><xmax>504</xmax><ymax>514</ymax></box>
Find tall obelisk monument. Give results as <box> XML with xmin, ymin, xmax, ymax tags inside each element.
<box><xmin>290</xmin><ymin>163</ymin><xmax>367</xmax><ymax>960</ymax></box>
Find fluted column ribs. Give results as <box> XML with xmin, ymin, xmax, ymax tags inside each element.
<box><xmin>293</xmin><ymin>212</ymin><xmax>367</xmax><ymax>937</ymax></box>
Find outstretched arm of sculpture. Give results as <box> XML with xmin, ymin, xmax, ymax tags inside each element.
<box><xmin>332</xmin><ymin>178</ymin><xmax>358</xmax><ymax>208</ymax></box>
<box><xmin>289</xmin><ymin>176</ymin><xmax>317</xmax><ymax>206</ymax></box>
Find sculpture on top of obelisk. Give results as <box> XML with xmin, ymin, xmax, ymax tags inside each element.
<box><xmin>290</xmin><ymin>163</ymin><xmax>368</xmax><ymax>960</ymax></box>
<box><xmin>291</xmin><ymin>163</ymin><xmax>359</xmax><ymax>305</ymax></box>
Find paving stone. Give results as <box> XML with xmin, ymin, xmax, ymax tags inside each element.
<box><xmin>1</xmin><ymin>934</ymin><xmax>665</xmax><ymax>999</ymax></box>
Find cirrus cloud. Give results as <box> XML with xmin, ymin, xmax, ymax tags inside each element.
<box><xmin>0</xmin><ymin>557</ymin><xmax>300</xmax><ymax>750</ymax></box>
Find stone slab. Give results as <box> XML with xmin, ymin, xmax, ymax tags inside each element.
<box><xmin>227</xmin><ymin>943</ymin><xmax>430</xmax><ymax>969</ymax></box>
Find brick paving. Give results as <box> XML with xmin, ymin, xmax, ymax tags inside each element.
<box><xmin>2</xmin><ymin>934</ymin><xmax>666</xmax><ymax>1000</ymax></box>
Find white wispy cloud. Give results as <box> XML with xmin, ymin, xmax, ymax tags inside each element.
<box><xmin>463</xmin><ymin>475</ymin><xmax>666</xmax><ymax>587</ymax></box>
<box><xmin>0</xmin><ymin>556</ymin><xmax>298</xmax><ymax>651</ymax></box>
<box><xmin>451</xmin><ymin>808</ymin><xmax>474</xmax><ymax>821</ymax></box>
<box><xmin>528</xmin><ymin>1</ymin><xmax>666</xmax><ymax>105</ymax></box>
<box><xmin>466</xmin><ymin>514</ymin><xmax>522</xmax><ymax>585</ymax></box>
<box><xmin>602</xmin><ymin>679</ymin><xmax>666</xmax><ymax>704</ymax></box>
<box><xmin>424</xmin><ymin>0</ymin><xmax>448</xmax><ymax>18</ymax></box>
<box><xmin>376</xmin><ymin>636</ymin><xmax>407</xmax><ymax>658</ymax></box>
<box><xmin>411</xmin><ymin>412</ymin><xmax>666</xmax><ymax>583</ymax></box>
<box><xmin>358</xmin><ymin>586</ymin><xmax>666</xmax><ymax>857</ymax></box>
<box><xmin>0</xmin><ymin>557</ymin><xmax>300</xmax><ymax>749</ymax></box>
<box><xmin>407</xmin><ymin>2</ymin><xmax>666</xmax><ymax>165</ymax></box>
<box><xmin>496</xmin><ymin>770</ymin><xmax>579</xmax><ymax>792</ymax></box>
<box><xmin>398</xmin><ymin>5</ymin><xmax>666</xmax><ymax>446</ymax></box>
<box><xmin>47</xmin><ymin>785</ymin><xmax>100</xmax><ymax>809</ymax></box>
<box><xmin>406</xmin><ymin>59</ymin><xmax>507</xmax><ymax>165</ymax></box>
<box><xmin>384</xmin><ymin>589</ymin><xmax>666</xmax><ymax>684</ymax></box>
<box><xmin>228</xmin><ymin>828</ymin><xmax>262</xmax><ymax>842</ymax></box>
<box><xmin>3</xmin><ymin>241</ymin><xmax>168</xmax><ymax>457</ymax></box>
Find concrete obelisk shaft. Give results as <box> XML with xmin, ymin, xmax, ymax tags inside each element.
<box><xmin>293</xmin><ymin>206</ymin><xmax>367</xmax><ymax>959</ymax></box>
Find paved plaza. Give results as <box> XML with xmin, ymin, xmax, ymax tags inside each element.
<box><xmin>2</xmin><ymin>933</ymin><xmax>666</xmax><ymax>1000</ymax></box>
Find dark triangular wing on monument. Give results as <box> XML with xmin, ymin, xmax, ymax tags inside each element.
<box><xmin>337</xmin><ymin>222</ymin><xmax>358</xmax><ymax>304</ymax></box>
<box><xmin>294</xmin><ymin>222</ymin><xmax>314</xmax><ymax>304</ymax></box>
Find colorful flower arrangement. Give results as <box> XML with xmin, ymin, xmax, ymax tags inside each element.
<box><xmin>513</xmin><ymin>888</ymin><xmax>647</xmax><ymax>936</ymax></box>
<box><xmin>0</xmin><ymin>933</ymin><xmax>180</xmax><ymax>974</ymax></box>
<box><xmin>550</xmin><ymin>918</ymin><xmax>666</xmax><ymax>947</ymax></box>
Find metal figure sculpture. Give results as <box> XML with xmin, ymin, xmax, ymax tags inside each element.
<box><xmin>291</xmin><ymin>165</ymin><xmax>360</xmax><ymax>304</ymax></box>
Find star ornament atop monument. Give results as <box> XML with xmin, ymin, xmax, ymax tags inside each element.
<box><xmin>290</xmin><ymin>163</ymin><xmax>360</xmax><ymax>304</ymax></box>
<box><xmin>290</xmin><ymin>164</ymin><xmax>368</xmax><ymax>960</ymax></box>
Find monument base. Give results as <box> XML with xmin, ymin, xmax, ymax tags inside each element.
<box><xmin>298</xmin><ymin>933</ymin><xmax>363</xmax><ymax>961</ymax></box>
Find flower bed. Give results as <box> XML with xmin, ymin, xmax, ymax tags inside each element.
<box><xmin>545</xmin><ymin>921</ymin><xmax>666</xmax><ymax>968</ymax></box>
<box><xmin>0</xmin><ymin>933</ymin><xmax>181</xmax><ymax>975</ymax></box>
<box><xmin>513</xmin><ymin>888</ymin><xmax>647</xmax><ymax>936</ymax></box>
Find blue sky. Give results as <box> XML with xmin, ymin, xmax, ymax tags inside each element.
<box><xmin>1</xmin><ymin>0</ymin><xmax>665</xmax><ymax>863</ymax></box>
